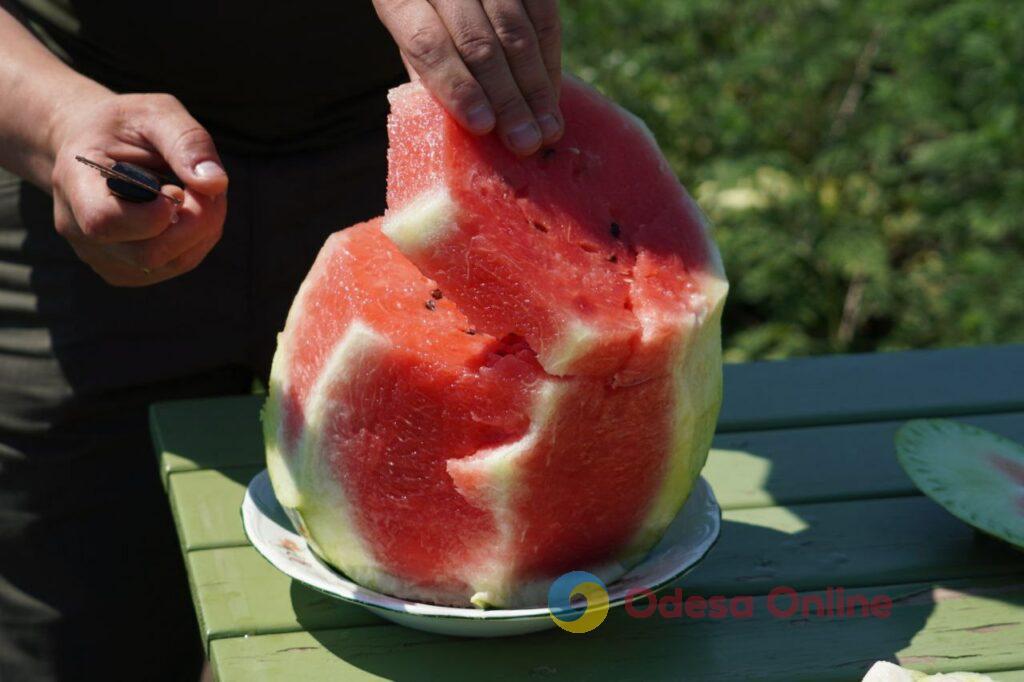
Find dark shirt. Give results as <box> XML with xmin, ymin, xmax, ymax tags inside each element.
<box><xmin>8</xmin><ymin>1</ymin><xmax>407</xmax><ymax>154</ymax></box>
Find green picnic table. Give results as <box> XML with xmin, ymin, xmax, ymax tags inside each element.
<box><xmin>150</xmin><ymin>344</ymin><xmax>1024</xmax><ymax>681</ymax></box>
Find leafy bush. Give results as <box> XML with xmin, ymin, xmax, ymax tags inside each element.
<box><xmin>563</xmin><ymin>0</ymin><xmax>1024</xmax><ymax>361</ymax></box>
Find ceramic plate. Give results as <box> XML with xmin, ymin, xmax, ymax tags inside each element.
<box><xmin>242</xmin><ymin>469</ymin><xmax>721</xmax><ymax>637</ymax></box>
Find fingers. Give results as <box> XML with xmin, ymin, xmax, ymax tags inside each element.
<box><xmin>49</xmin><ymin>91</ymin><xmax>229</xmax><ymax>286</ymax></box>
<box><xmin>376</xmin><ymin>0</ymin><xmax>497</xmax><ymax>134</ymax></box>
<box><xmin>428</xmin><ymin>0</ymin><xmax>543</xmax><ymax>154</ymax></box>
<box><xmin>479</xmin><ymin>0</ymin><xmax>562</xmax><ymax>147</ymax></box>
<box><xmin>130</xmin><ymin>94</ymin><xmax>229</xmax><ymax>198</ymax></box>
<box><xmin>110</xmin><ymin>191</ymin><xmax>226</xmax><ymax>273</ymax></box>
<box><xmin>55</xmin><ymin>181</ymin><xmax>227</xmax><ymax>286</ymax></box>
<box><xmin>521</xmin><ymin>0</ymin><xmax>561</xmax><ymax>96</ymax></box>
<box><xmin>65</xmin><ymin>228</ymin><xmax>218</xmax><ymax>287</ymax></box>
<box><xmin>57</xmin><ymin>152</ymin><xmax>178</xmax><ymax>243</ymax></box>
<box><xmin>376</xmin><ymin>0</ymin><xmax>563</xmax><ymax>155</ymax></box>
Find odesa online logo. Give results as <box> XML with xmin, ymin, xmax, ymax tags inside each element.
<box><xmin>547</xmin><ymin>571</ymin><xmax>610</xmax><ymax>633</ymax></box>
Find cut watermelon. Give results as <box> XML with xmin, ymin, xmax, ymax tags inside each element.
<box><xmin>896</xmin><ymin>419</ymin><xmax>1024</xmax><ymax>550</ymax></box>
<box><xmin>384</xmin><ymin>77</ymin><xmax>727</xmax><ymax>383</ymax></box>
<box><xmin>264</xmin><ymin>79</ymin><xmax>728</xmax><ymax>607</ymax></box>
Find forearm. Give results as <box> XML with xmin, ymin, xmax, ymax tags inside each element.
<box><xmin>0</xmin><ymin>5</ymin><xmax>111</xmax><ymax>190</ymax></box>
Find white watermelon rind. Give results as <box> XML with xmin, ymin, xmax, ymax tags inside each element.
<box><xmin>263</xmin><ymin>332</ymin><xmax>302</xmax><ymax>510</ymax></box>
<box><xmin>895</xmin><ymin>419</ymin><xmax>1024</xmax><ymax>550</ymax></box>
<box><xmin>381</xmin><ymin>187</ymin><xmax>457</xmax><ymax>256</ymax></box>
<box><xmin>265</xmin><ymin>319</ymin><xmax>479</xmax><ymax>605</ymax></box>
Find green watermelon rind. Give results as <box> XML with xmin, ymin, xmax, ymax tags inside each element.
<box><xmin>895</xmin><ymin>418</ymin><xmax>1024</xmax><ymax>550</ymax></box>
<box><xmin>617</xmin><ymin>277</ymin><xmax>727</xmax><ymax>568</ymax></box>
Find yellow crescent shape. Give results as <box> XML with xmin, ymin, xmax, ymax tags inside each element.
<box><xmin>550</xmin><ymin>581</ymin><xmax>610</xmax><ymax>634</ymax></box>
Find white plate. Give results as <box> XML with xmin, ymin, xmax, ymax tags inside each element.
<box><xmin>242</xmin><ymin>469</ymin><xmax>721</xmax><ymax>637</ymax></box>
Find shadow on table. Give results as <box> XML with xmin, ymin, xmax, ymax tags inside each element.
<box><xmin>290</xmin><ymin>522</ymin><xmax>1024</xmax><ymax>681</ymax></box>
<box><xmin>287</xmin><ymin>421</ymin><xmax>1024</xmax><ymax>680</ymax></box>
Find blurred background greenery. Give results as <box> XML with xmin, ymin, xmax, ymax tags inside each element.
<box><xmin>562</xmin><ymin>0</ymin><xmax>1023</xmax><ymax>362</ymax></box>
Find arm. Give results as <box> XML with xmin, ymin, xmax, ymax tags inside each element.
<box><xmin>0</xmin><ymin>6</ymin><xmax>110</xmax><ymax>190</ymax></box>
<box><xmin>0</xmin><ymin>6</ymin><xmax>228</xmax><ymax>286</ymax></box>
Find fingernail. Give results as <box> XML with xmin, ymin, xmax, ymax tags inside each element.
<box><xmin>507</xmin><ymin>122</ymin><xmax>542</xmax><ymax>153</ymax></box>
<box><xmin>537</xmin><ymin>114</ymin><xmax>562</xmax><ymax>140</ymax></box>
<box><xmin>194</xmin><ymin>160</ymin><xmax>225</xmax><ymax>178</ymax></box>
<box><xmin>466</xmin><ymin>104</ymin><xmax>496</xmax><ymax>132</ymax></box>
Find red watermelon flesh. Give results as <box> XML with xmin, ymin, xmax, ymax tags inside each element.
<box><xmin>265</xmin><ymin>80</ymin><xmax>727</xmax><ymax>607</ymax></box>
<box><xmin>385</xmin><ymin>78</ymin><xmax>724</xmax><ymax>383</ymax></box>
<box><xmin>266</xmin><ymin>220</ymin><xmax>538</xmax><ymax>601</ymax></box>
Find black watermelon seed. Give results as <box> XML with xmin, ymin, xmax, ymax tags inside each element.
<box><xmin>431</xmin><ymin>288</ymin><xmax>443</xmax><ymax>300</ymax></box>
<box><xmin>608</xmin><ymin>254</ymin><xmax>618</xmax><ymax>263</ymax></box>
<box><xmin>425</xmin><ymin>299</ymin><xmax>437</xmax><ymax>311</ymax></box>
<box><xmin>610</xmin><ymin>222</ymin><xmax>622</xmax><ymax>238</ymax></box>
<box><xmin>541</xmin><ymin>148</ymin><xmax>557</xmax><ymax>160</ymax></box>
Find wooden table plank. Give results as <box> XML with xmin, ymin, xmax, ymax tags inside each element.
<box><xmin>168</xmin><ymin>467</ymin><xmax>261</xmax><ymax>551</ymax></box>
<box><xmin>691</xmin><ymin>496</ymin><xmax>1024</xmax><ymax>595</ymax></box>
<box><xmin>186</xmin><ymin>547</ymin><xmax>381</xmax><ymax>646</ymax></box>
<box><xmin>150</xmin><ymin>395</ymin><xmax>264</xmax><ymax>484</ymax></box>
<box><xmin>150</xmin><ymin>346</ymin><xmax>1024</xmax><ymax>478</ymax></box>
<box><xmin>183</xmin><ymin>495</ymin><xmax>1024</xmax><ymax>648</ymax></box>
<box><xmin>718</xmin><ymin>344</ymin><xmax>1024</xmax><ymax>432</ymax></box>
<box><xmin>209</xmin><ymin>578</ymin><xmax>1024</xmax><ymax>682</ymax></box>
<box><xmin>163</xmin><ymin>411</ymin><xmax>1024</xmax><ymax>552</ymax></box>
<box><xmin>708</xmin><ymin>411</ymin><xmax>1024</xmax><ymax>509</ymax></box>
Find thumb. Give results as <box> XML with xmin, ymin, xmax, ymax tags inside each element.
<box><xmin>139</xmin><ymin>98</ymin><xmax>228</xmax><ymax>198</ymax></box>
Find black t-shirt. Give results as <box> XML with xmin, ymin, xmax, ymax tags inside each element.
<box><xmin>9</xmin><ymin>1</ymin><xmax>407</xmax><ymax>154</ymax></box>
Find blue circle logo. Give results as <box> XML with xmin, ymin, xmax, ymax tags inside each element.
<box><xmin>547</xmin><ymin>571</ymin><xmax>610</xmax><ymax>633</ymax></box>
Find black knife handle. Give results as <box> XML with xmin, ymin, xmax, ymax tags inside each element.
<box><xmin>106</xmin><ymin>162</ymin><xmax>184</xmax><ymax>203</ymax></box>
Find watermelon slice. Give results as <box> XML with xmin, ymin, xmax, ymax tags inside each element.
<box><xmin>263</xmin><ymin>79</ymin><xmax>728</xmax><ymax>607</ymax></box>
<box><xmin>384</xmin><ymin>77</ymin><xmax>728</xmax><ymax>383</ymax></box>
<box><xmin>896</xmin><ymin>419</ymin><xmax>1024</xmax><ymax>550</ymax></box>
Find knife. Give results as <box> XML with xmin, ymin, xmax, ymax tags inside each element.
<box><xmin>75</xmin><ymin>155</ymin><xmax>184</xmax><ymax>205</ymax></box>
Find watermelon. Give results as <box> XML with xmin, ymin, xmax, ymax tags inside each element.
<box><xmin>263</xmin><ymin>78</ymin><xmax>728</xmax><ymax>608</ymax></box>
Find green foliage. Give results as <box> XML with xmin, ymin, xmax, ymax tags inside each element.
<box><xmin>563</xmin><ymin>0</ymin><xmax>1024</xmax><ymax>361</ymax></box>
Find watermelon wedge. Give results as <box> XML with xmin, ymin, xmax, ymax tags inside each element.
<box><xmin>384</xmin><ymin>77</ymin><xmax>727</xmax><ymax>383</ymax></box>
<box><xmin>896</xmin><ymin>419</ymin><xmax>1024</xmax><ymax>550</ymax></box>
<box><xmin>264</xmin><ymin>79</ymin><xmax>728</xmax><ymax>607</ymax></box>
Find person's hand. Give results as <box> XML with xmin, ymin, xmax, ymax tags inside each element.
<box><xmin>48</xmin><ymin>92</ymin><xmax>229</xmax><ymax>286</ymax></box>
<box><xmin>374</xmin><ymin>0</ymin><xmax>562</xmax><ymax>156</ymax></box>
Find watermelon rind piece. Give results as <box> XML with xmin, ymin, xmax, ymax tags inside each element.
<box><xmin>264</xmin><ymin>321</ymin><xmax>387</xmax><ymax>589</ymax></box>
<box><xmin>263</xmin><ymin>330</ymin><xmax>302</xmax><ymax>510</ymax></box>
<box><xmin>380</xmin><ymin>187</ymin><xmax>457</xmax><ymax>255</ymax></box>
<box><xmin>895</xmin><ymin>419</ymin><xmax>1024</xmax><ymax>550</ymax></box>
<box><xmin>862</xmin><ymin>661</ymin><xmax>995</xmax><ymax>681</ymax></box>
